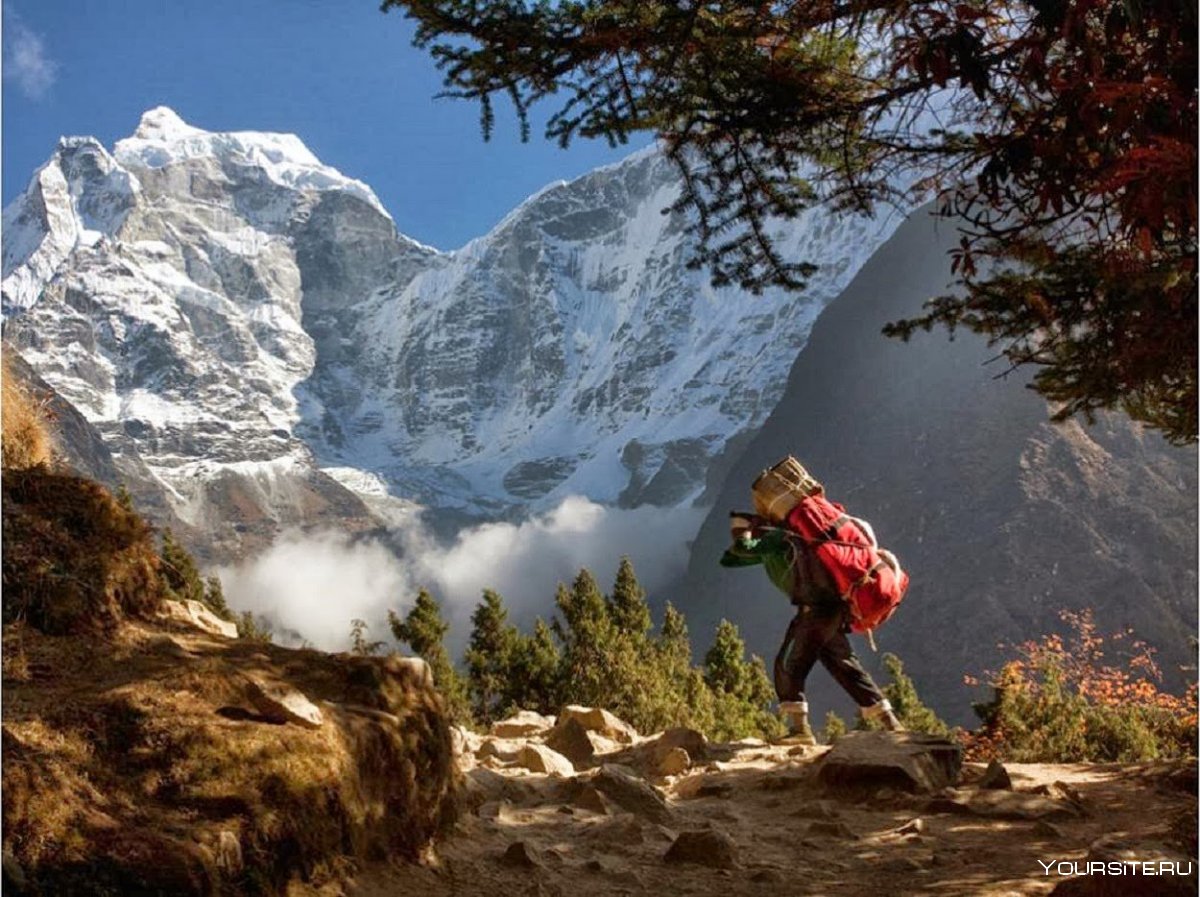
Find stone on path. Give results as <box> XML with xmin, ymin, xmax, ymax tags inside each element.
<box><xmin>664</xmin><ymin>828</ymin><xmax>739</xmax><ymax>869</ymax></box>
<box><xmin>501</xmin><ymin>841</ymin><xmax>541</xmax><ymax>868</ymax></box>
<box><xmin>657</xmin><ymin>747</ymin><xmax>691</xmax><ymax>777</ymax></box>
<box><xmin>546</xmin><ymin>716</ymin><xmax>600</xmax><ymax>767</ymax></box>
<box><xmin>491</xmin><ymin>710</ymin><xmax>555</xmax><ymax>738</ymax></box>
<box><xmin>592</xmin><ymin>765</ymin><xmax>673</xmax><ymax>824</ymax></box>
<box><xmin>817</xmin><ymin>731</ymin><xmax>962</xmax><ymax>794</ymax></box>
<box><xmin>558</xmin><ymin>706</ymin><xmax>638</xmax><ymax>744</ymax></box>
<box><xmin>925</xmin><ymin>788</ymin><xmax>1082</xmax><ymax>821</ymax></box>
<box><xmin>242</xmin><ymin>674</ymin><xmax>323</xmax><ymax>728</ymax></box>
<box><xmin>978</xmin><ymin>759</ymin><xmax>1013</xmax><ymax>790</ymax></box>
<box><xmin>517</xmin><ymin>743</ymin><xmax>575</xmax><ymax>777</ymax></box>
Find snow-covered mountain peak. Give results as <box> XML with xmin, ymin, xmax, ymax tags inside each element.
<box><xmin>113</xmin><ymin>107</ymin><xmax>389</xmax><ymax>220</ymax></box>
<box><xmin>132</xmin><ymin>105</ymin><xmax>204</xmax><ymax>141</ymax></box>
<box><xmin>4</xmin><ymin>112</ymin><xmax>915</xmax><ymax>554</ymax></box>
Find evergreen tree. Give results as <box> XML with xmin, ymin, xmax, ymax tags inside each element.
<box><xmin>881</xmin><ymin>653</ymin><xmax>951</xmax><ymax>736</ymax></box>
<box><xmin>554</xmin><ymin>568</ymin><xmax>618</xmax><ymax>708</ymax></box>
<box><xmin>203</xmin><ymin>575</ymin><xmax>232</xmax><ymax>621</ymax></box>
<box><xmin>609</xmin><ymin>556</ymin><xmax>652</xmax><ymax>637</ymax></box>
<box><xmin>386</xmin><ymin>0</ymin><xmax>1198</xmax><ymax>444</ymax></box>
<box><xmin>159</xmin><ymin>529</ymin><xmax>205</xmax><ymax>605</ymax></box>
<box><xmin>389</xmin><ymin>588</ymin><xmax>470</xmax><ymax>722</ymax></box>
<box><xmin>823</xmin><ymin>711</ymin><xmax>848</xmax><ymax>744</ymax></box>
<box><xmin>237</xmin><ymin>610</ymin><xmax>274</xmax><ymax>643</ymax></box>
<box><xmin>350</xmin><ymin>618</ymin><xmax>386</xmax><ymax>656</ymax></box>
<box><xmin>703</xmin><ymin>619</ymin><xmax>750</xmax><ymax>697</ymax></box>
<box><xmin>507</xmin><ymin>617</ymin><xmax>562</xmax><ymax>716</ymax></box>
<box><xmin>464</xmin><ymin>589</ymin><xmax>519</xmax><ymax>724</ymax></box>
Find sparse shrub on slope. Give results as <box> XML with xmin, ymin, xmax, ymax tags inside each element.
<box><xmin>965</xmin><ymin>609</ymin><xmax>1198</xmax><ymax>762</ymax></box>
<box><xmin>2</xmin><ymin>469</ymin><xmax>167</xmax><ymax>634</ymax></box>
<box><xmin>1</xmin><ymin>352</ymin><xmax>54</xmax><ymax>471</ymax></box>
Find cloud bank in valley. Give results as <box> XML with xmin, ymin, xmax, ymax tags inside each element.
<box><xmin>218</xmin><ymin>496</ymin><xmax>706</xmax><ymax>653</ymax></box>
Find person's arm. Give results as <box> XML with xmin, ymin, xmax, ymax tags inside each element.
<box><xmin>719</xmin><ymin>525</ymin><xmax>789</xmax><ymax>567</ymax></box>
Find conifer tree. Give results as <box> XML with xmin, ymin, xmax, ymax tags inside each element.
<box><xmin>389</xmin><ymin>588</ymin><xmax>470</xmax><ymax>721</ymax></box>
<box><xmin>554</xmin><ymin>568</ymin><xmax>618</xmax><ymax>708</ymax></box>
<box><xmin>203</xmin><ymin>575</ymin><xmax>232</xmax><ymax>621</ymax></box>
<box><xmin>704</xmin><ymin>618</ymin><xmax>750</xmax><ymax>697</ymax></box>
<box><xmin>881</xmin><ymin>653</ymin><xmax>950</xmax><ymax>736</ymax></box>
<box><xmin>609</xmin><ymin>556</ymin><xmax>651</xmax><ymax>637</ymax></box>
<box><xmin>464</xmin><ymin>589</ymin><xmax>518</xmax><ymax>724</ymax></box>
<box><xmin>386</xmin><ymin>0</ymin><xmax>1198</xmax><ymax>444</ymax></box>
<box><xmin>159</xmin><ymin>529</ymin><xmax>205</xmax><ymax>605</ymax></box>
<box><xmin>350</xmin><ymin>618</ymin><xmax>386</xmax><ymax>656</ymax></box>
<box><xmin>507</xmin><ymin>617</ymin><xmax>562</xmax><ymax>715</ymax></box>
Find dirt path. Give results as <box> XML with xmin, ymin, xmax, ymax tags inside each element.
<box><xmin>347</xmin><ymin>730</ymin><xmax>1196</xmax><ymax>897</ymax></box>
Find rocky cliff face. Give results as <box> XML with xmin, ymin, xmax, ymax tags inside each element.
<box><xmin>674</xmin><ymin>208</ymin><xmax>1198</xmax><ymax>725</ymax></box>
<box><xmin>2</xmin><ymin>108</ymin><xmax>908</xmax><ymax>556</ymax></box>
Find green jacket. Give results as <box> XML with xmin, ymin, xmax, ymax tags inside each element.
<box><xmin>720</xmin><ymin>527</ymin><xmax>841</xmax><ymax>611</ymax></box>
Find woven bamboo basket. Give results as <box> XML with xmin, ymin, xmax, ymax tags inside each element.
<box><xmin>751</xmin><ymin>456</ymin><xmax>823</xmax><ymax>522</ymax></box>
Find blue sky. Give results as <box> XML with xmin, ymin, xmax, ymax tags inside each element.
<box><xmin>2</xmin><ymin>0</ymin><xmax>652</xmax><ymax>250</ymax></box>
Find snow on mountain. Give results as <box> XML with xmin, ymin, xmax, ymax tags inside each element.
<box><xmin>2</xmin><ymin>108</ymin><xmax>911</xmax><ymax>553</ymax></box>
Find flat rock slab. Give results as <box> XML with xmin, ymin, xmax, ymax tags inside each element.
<box><xmin>664</xmin><ymin>828</ymin><xmax>739</xmax><ymax>869</ymax></box>
<box><xmin>592</xmin><ymin>765</ymin><xmax>673</xmax><ymax>824</ymax></box>
<box><xmin>817</xmin><ymin>731</ymin><xmax>962</xmax><ymax>794</ymax></box>
<box><xmin>242</xmin><ymin>675</ymin><xmax>323</xmax><ymax>728</ymax></box>
<box><xmin>160</xmin><ymin>599</ymin><xmax>238</xmax><ymax>639</ymax></box>
<box><xmin>925</xmin><ymin>788</ymin><xmax>1082</xmax><ymax>821</ymax></box>
<box><xmin>491</xmin><ymin>710</ymin><xmax>555</xmax><ymax>739</ymax></box>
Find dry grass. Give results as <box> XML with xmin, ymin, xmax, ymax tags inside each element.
<box><xmin>2</xmin><ymin>353</ymin><xmax>54</xmax><ymax>471</ymax></box>
<box><xmin>2</xmin><ymin>468</ymin><xmax>167</xmax><ymax>634</ymax></box>
<box><xmin>2</xmin><ymin>622</ymin><xmax>461</xmax><ymax>896</ymax></box>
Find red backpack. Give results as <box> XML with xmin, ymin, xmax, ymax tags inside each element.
<box><xmin>784</xmin><ymin>495</ymin><xmax>909</xmax><ymax>636</ymax></box>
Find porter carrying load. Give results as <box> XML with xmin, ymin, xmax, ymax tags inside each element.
<box><xmin>751</xmin><ymin>456</ymin><xmax>909</xmax><ymax>637</ymax></box>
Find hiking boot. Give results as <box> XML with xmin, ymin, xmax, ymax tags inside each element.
<box><xmin>861</xmin><ymin>699</ymin><xmax>906</xmax><ymax>733</ymax></box>
<box><xmin>777</xmin><ymin>700</ymin><xmax>817</xmax><ymax>746</ymax></box>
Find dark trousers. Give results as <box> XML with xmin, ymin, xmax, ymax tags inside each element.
<box><xmin>774</xmin><ymin>604</ymin><xmax>886</xmax><ymax>708</ymax></box>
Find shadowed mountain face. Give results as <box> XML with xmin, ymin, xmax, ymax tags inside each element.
<box><xmin>674</xmin><ymin>208</ymin><xmax>1197</xmax><ymax>725</ymax></box>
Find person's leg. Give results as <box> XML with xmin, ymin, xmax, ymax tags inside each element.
<box><xmin>773</xmin><ymin>610</ymin><xmax>823</xmax><ymax>743</ymax></box>
<box><xmin>817</xmin><ymin>621</ymin><xmax>905</xmax><ymax>731</ymax></box>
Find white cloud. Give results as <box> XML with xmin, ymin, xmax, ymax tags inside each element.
<box><xmin>217</xmin><ymin>496</ymin><xmax>706</xmax><ymax>654</ymax></box>
<box><xmin>4</xmin><ymin>11</ymin><xmax>57</xmax><ymax>99</ymax></box>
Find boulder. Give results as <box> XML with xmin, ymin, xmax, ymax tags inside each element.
<box><xmin>491</xmin><ymin>710</ymin><xmax>555</xmax><ymax>739</ymax></box>
<box><xmin>569</xmin><ymin>783</ymin><xmax>617</xmax><ymax>815</ymax></box>
<box><xmin>664</xmin><ymin>828</ymin><xmax>739</xmax><ymax>869</ymax></box>
<box><xmin>242</xmin><ymin>675</ymin><xmax>323</xmax><ymax>728</ymax></box>
<box><xmin>558</xmin><ymin>706</ymin><xmax>638</xmax><ymax>744</ymax></box>
<box><xmin>593</xmin><ymin>765</ymin><xmax>673</xmax><ymax>824</ymax></box>
<box><xmin>657</xmin><ymin>747</ymin><xmax>691</xmax><ymax>777</ymax></box>
<box><xmin>159</xmin><ymin>599</ymin><xmax>238</xmax><ymax>639</ymax></box>
<box><xmin>501</xmin><ymin>841</ymin><xmax>541</xmax><ymax>868</ymax></box>
<box><xmin>817</xmin><ymin>731</ymin><xmax>961</xmax><ymax>794</ymax></box>
<box><xmin>978</xmin><ymin>759</ymin><xmax>1013</xmax><ymax>790</ymax></box>
<box><xmin>517</xmin><ymin>743</ymin><xmax>575</xmax><ymax>777</ymax></box>
<box><xmin>650</xmin><ymin>727</ymin><xmax>708</xmax><ymax>763</ymax></box>
<box><xmin>478</xmin><ymin>739</ymin><xmax>523</xmax><ymax>763</ymax></box>
<box><xmin>546</xmin><ymin>716</ymin><xmax>599</xmax><ymax>767</ymax></box>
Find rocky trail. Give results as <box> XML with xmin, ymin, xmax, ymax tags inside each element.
<box><xmin>352</xmin><ymin>709</ymin><xmax>1197</xmax><ymax>897</ymax></box>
